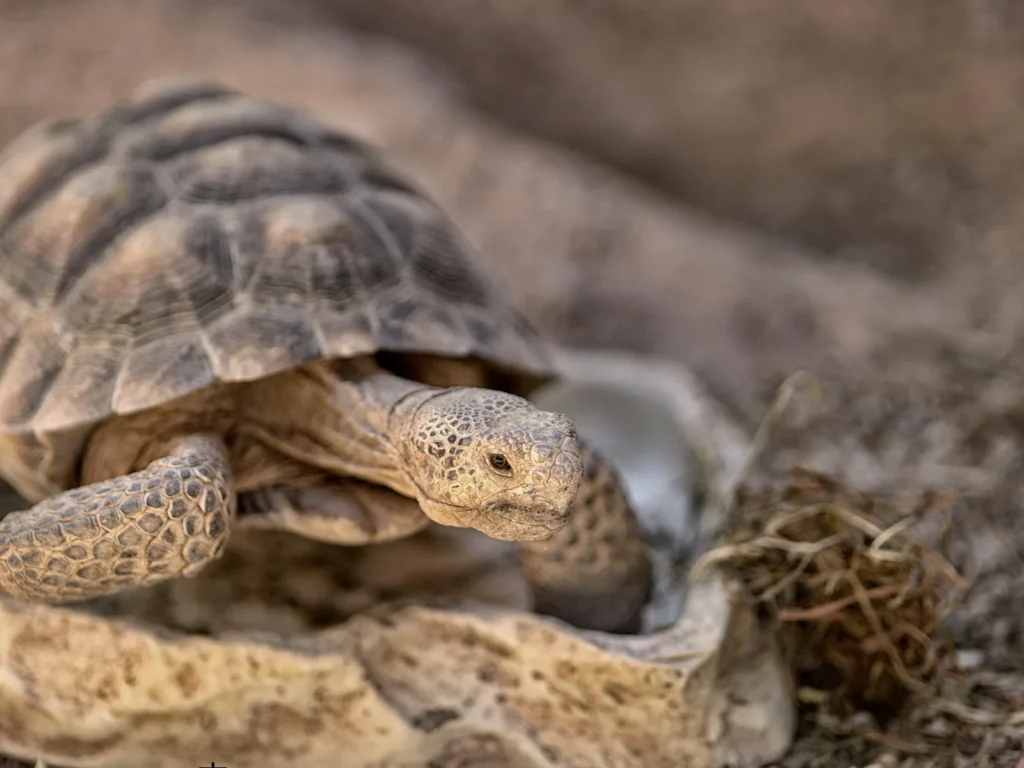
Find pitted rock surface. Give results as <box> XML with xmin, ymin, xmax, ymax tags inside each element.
<box><xmin>0</xmin><ymin>572</ymin><xmax>790</xmax><ymax>768</ymax></box>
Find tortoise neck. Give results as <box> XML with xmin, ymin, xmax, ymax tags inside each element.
<box><xmin>240</xmin><ymin>358</ymin><xmax>438</xmax><ymax>500</ymax></box>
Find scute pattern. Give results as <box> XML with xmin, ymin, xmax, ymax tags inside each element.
<box><xmin>409</xmin><ymin>390</ymin><xmax>582</xmax><ymax>510</ymax></box>
<box><xmin>0</xmin><ymin>78</ymin><xmax>552</xmax><ymax>493</ymax></box>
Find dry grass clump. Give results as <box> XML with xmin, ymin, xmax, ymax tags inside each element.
<box><xmin>700</xmin><ymin>469</ymin><xmax>1024</xmax><ymax>766</ymax></box>
<box><xmin>690</xmin><ymin>373</ymin><xmax>1024</xmax><ymax>765</ymax></box>
<box><xmin>698</xmin><ymin>468</ymin><xmax>966</xmax><ymax>715</ymax></box>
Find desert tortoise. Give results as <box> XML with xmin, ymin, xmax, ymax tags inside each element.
<box><xmin>0</xmin><ymin>78</ymin><xmax>652</xmax><ymax>633</ymax></box>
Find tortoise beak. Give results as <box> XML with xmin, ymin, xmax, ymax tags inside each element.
<box><xmin>478</xmin><ymin>490</ymin><xmax>572</xmax><ymax>541</ymax></box>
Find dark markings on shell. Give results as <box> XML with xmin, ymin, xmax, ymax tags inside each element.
<box><xmin>310</xmin><ymin>242</ymin><xmax>360</xmax><ymax>309</ymax></box>
<box><xmin>344</xmin><ymin>204</ymin><xmax>407</xmax><ymax>294</ymax></box>
<box><xmin>114</xmin><ymin>336</ymin><xmax>217</xmax><ymax>414</ymax></box>
<box><xmin>412</xmin><ymin>222</ymin><xmax>491</xmax><ymax>307</ymax></box>
<box><xmin>180</xmin><ymin>215</ymin><xmax>236</xmax><ymax>326</ymax></box>
<box><xmin>52</xmin><ymin>166</ymin><xmax>169</xmax><ymax>300</ymax></box>
<box><xmin>379</xmin><ymin>300</ymin><xmax>471</xmax><ymax>355</ymax></box>
<box><xmin>131</xmin><ymin>123</ymin><xmax>312</xmax><ymax>163</ymax></box>
<box><xmin>359</xmin><ymin>197</ymin><xmax>415</xmax><ymax>259</ymax></box>
<box><xmin>185</xmin><ymin>214</ymin><xmax>235</xmax><ymax>292</ymax></box>
<box><xmin>0</xmin><ymin>335</ymin><xmax>18</xmax><ymax>390</ymax></box>
<box><xmin>38</xmin><ymin>118</ymin><xmax>80</xmax><ymax>137</ymax></box>
<box><xmin>361</xmin><ymin>166</ymin><xmax>422</xmax><ymax>197</ymax></box>
<box><xmin>0</xmin><ymin>130</ymin><xmax>110</xmax><ymax>235</ymax></box>
<box><xmin>34</xmin><ymin>343</ymin><xmax>124</xmax><ymax>432</ymax></box>
<box><xmin>2</xmin><ymin>332</ymin><xmax>68</xmax><ymax>425</ymax></box>
<box><xmin>319</xmin><ymin>131</ymin><xmax>370</xmax><ymax>156</ymax></box>
<box><xmin>465</xmin><ymin>315</ymin><xmax>498</xmax><ymax>348</ymax></box>
<box><xmin>206</xmin><ymin>311</ymin><xmax>325</xmax><ymax>382</ymax></box>
<box><xmin>387</xmin><ymin>299</ymin><xmax>418</xmax><ymax>325</ymax></box>
<box><xmin>108</xmin><ymin>81</ymin><xmax>236</xmax><ymax>126</ymax></box>
<box><xmin>0</xmin><ymin>79</ymin><xmax>554</xmax><ymax>447</ymax></box>
<box><xmin>178</xmin><ymin>155</ymin><xmax>352</xmax><ymax>204</ymax></box>
<box><xmin>225</xmin><ymin>209</ymin><xmax>267</xmax><ymax>297</ymax></box>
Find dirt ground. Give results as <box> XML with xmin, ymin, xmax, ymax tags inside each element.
<box><xmin>295</xmin><ymin>0</ymin><xmax>1024</xmax><ymax>285</ymax></box>
<box><xmin>0</xmin><ymin>1</ymin><xmax>1022</xmax><ymax>765</ymax></box>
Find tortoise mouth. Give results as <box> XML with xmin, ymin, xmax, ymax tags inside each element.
<box><xmin>413</xmin><ymin>493</ymin><xmax>569</xmax><ymax>542</ymax></box>
<box><xmin>477</xmin><ymin>496</ymin><xmax>571</xmax><ymax>542</ymax></box>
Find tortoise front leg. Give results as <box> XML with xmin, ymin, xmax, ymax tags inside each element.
<box><xmin>517</xmin><ymin>442</ymin><xmax>654</xmax><ymax>634</ymax></box>
<box><xmin>0</xmin><ymin>435</ymin><xmax>234</xmax><ymax>603</ymax></box>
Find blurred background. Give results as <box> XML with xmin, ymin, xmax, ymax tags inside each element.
<box><xmin>2</xmin><ymin>0</ymin><xmax>1023</xmax><ymax>683</ymax></box>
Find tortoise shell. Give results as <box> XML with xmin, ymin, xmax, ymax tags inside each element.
<box><xmin>0</xmin><ymin>78</ymin><xmax>554</xmax><ymax>499</ymax></box>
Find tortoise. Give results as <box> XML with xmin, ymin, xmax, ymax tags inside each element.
<box><xmin>0</xmin><ymin>77</ymin><xmax>652</xmax><ymax>633</ymax></box>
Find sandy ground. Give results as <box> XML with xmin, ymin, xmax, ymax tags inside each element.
<box><xmin>302</xmin><ymin>0</ymin><xmax>1024</xmax><ymax>285</ymax></box>
<box><xmin>0</xmin><ymin>1</ymin><xmax>1022</xmax><ymax>765</ymax></box>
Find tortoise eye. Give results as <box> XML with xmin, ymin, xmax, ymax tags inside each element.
<box><xmin>489</xmin><ymin>454</ymin><xmax>511</xmax><ymax>472</ymax></box>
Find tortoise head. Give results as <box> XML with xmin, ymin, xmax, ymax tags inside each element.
<box><xmin>400</xmin><ymin>388</ymin><xmax>583</xmax><ymax>541</ymax></box>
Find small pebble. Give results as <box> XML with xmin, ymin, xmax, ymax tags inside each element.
<box><xmin>923</xmin><ymin>716</ymin><xmax>954</xmax><ymax>738</ymax></box>
<box><xmin>956</xmin><ymin>648</ymin><xmax>986</xmax><ymax>670</ymax></box>
<box><xmin>848</xmin><ymin>710</ymin><xmax>879</xmax><ymax>731</ymax></box>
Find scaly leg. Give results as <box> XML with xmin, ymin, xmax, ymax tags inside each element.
<box><xmin>0</xmin><ymin>435</ymin><xmax>234</xmax><ymax>603</ymax></box>
<box><xmin>517</xmin><ymin>442</ymin><xmax>653</xmax><ymax>634</ymax></box>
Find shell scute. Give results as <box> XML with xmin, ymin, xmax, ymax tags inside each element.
<box><xmin>0</xmin><ymin>79</ymin><xmax>554</xmax><ymax>495</ymax></box>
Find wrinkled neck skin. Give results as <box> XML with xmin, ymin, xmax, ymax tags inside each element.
<box><xmin>238</xmin><ymin>358</ymin><xmax>438</xmax><ymax>500</ymax></box>
<box><xmin>81</xmin><ymin>357</ymin><xmax>440</xmax><ymax>501</ymax></box>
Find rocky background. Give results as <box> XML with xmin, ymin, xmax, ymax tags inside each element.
<box><xmin>2</xmin><ymin>0</ymin><xmax>1023</xmax><ymax>763</ymax></box>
